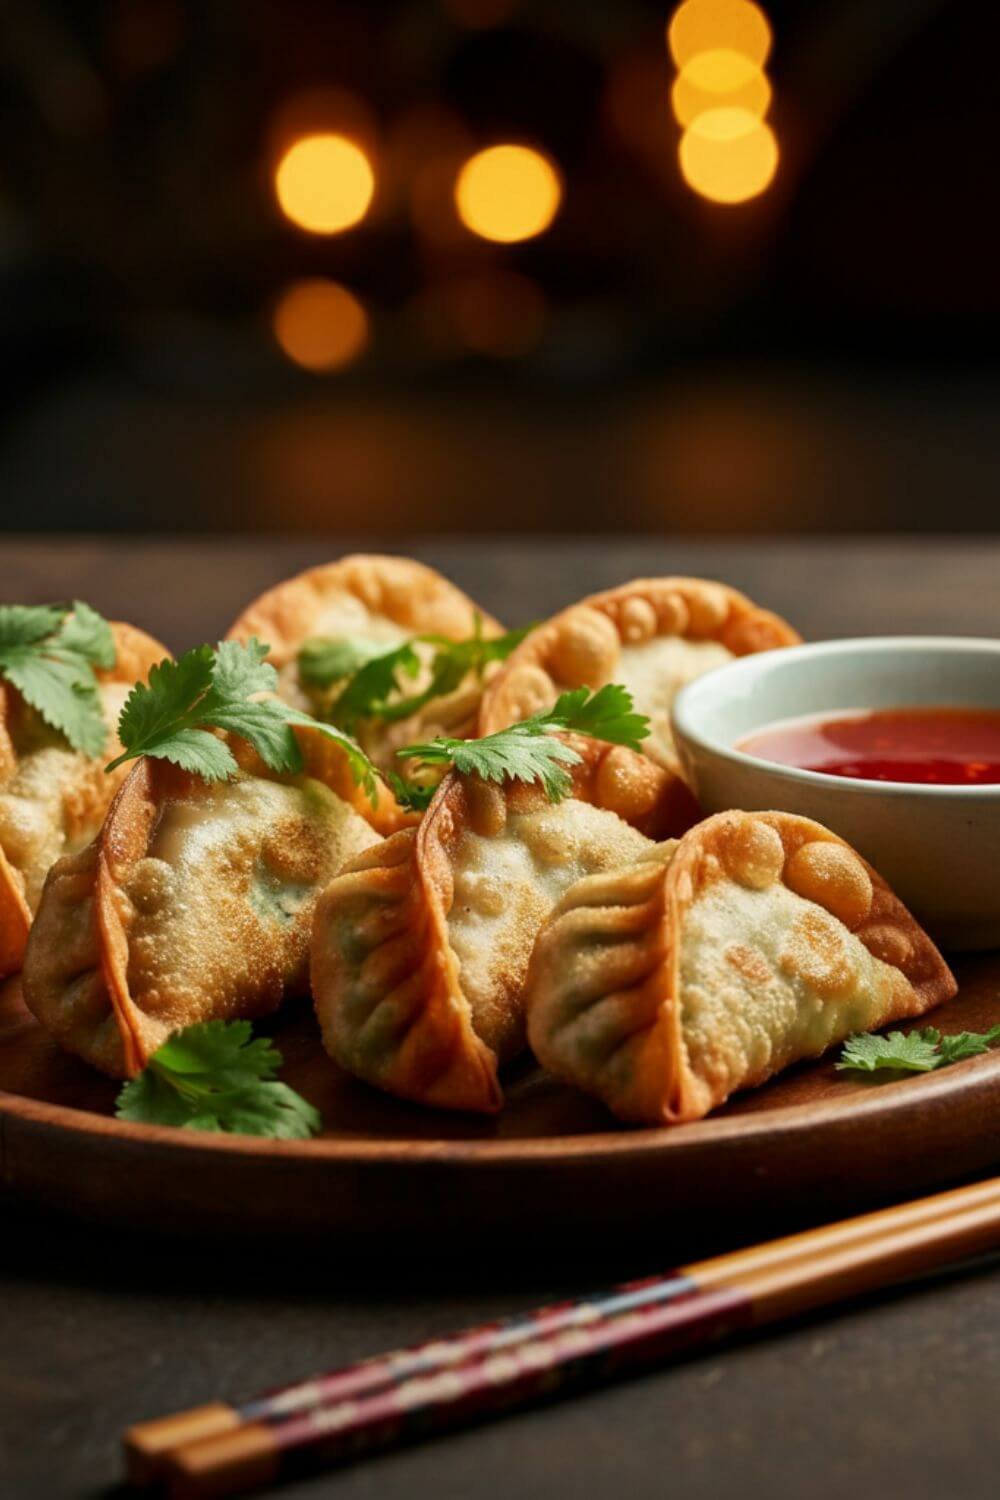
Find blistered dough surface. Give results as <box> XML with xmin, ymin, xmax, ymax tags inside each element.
<box><xmin>447</xmin><ymin>799</ymin><xmax>651</xmax><ymax>1052</ymax></box>
<box><xmin>678</xmin><ymin>879</ymin><xmax>909</xmax><ymax>1116</ymax></box>
<box><xmin>122</xmin><ymin>776</ymin><xmax>379</xmax><ymax>1034</ymax></box>
<box><xmin>0</xmin><ymin>677</ymin><xmax>132</xmax><ymax>913</ymax></box>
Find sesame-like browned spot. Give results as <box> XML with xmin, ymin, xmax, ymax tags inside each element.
<box><xmin>857</xmin><ymin>920</ymin><xmax>912</xmax><ymax>970</ymax></box>
<box><xmin>779</xmin><ymin>906</ymin><xmax>856</xmax><ymax>996</ymax></box>
<box><xmin>498</xmin><ymin>664</ymin><xmax>555</xmax><ymax>723</ymax></box>
<box><xmin>549</xmin><ymin>607</ymin><xmax>620</xmax><ymax>687</ymax></box>
<box><xmin>724</xmin><ymin>942</ymin><xmax>773</xmax><ymax>986</ymax></box>
<box><xmin>682</xmin><ymin>582</ymin><xmax>730</xmax><ymax>635</ymax></box>
<box><xmin>594</xmin><ymin>745</ymin><xmax>659</xmax><ymax>822</ymax></box>
<box><xmin>719</xmin><ymin>816</ymin><xmax>785</xmax><ymax>890</ymax></box>
<box><xmin>784</xmin><ymin>841</ymin><xmax>873</xmax><ymax>930</ymax></box>
<box><xmin>618</xmin><ymin>596</ymin><xmax>657</xmax><ymax>643</ymax></box>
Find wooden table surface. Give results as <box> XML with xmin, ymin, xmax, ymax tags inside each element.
<box><xmin>2</xmin><ymin>535</ymin><xmax>999</xmax><ymax>1500</ymax></box>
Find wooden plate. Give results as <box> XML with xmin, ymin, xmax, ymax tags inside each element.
<box><xmin>2</xmin><ymin>963</ymin><xmax>999</xmax><ymax>1243</ymax></box>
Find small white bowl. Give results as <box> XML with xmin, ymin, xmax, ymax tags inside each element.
<box><xmin>671</xmin><ymin>637</ymin><xmax>1000</xmax><ymax>951</ymax></box>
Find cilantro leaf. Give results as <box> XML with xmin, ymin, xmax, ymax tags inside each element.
<box><xmin>546</xmin><ymin>683</ymin><xmax>651</xmax><ymax>749</ymax></box>
<box><xmin>838</xmin><ymin>1023</ymin><xmax>1000</xmax><ymax>1077</ymax></box>
<box><xmin>935</xmin><ymin>1024</ymin><xmax>1000</xmax><ymax>1064</ymax></box>
<box><xmin>400</xmin><ymin>725</ymin><xmax>582</xmax><ymax>801</ymax></box>
<box><xmin>0</xmin><ymin>604</ymin><xmax>65</xmax><ymax>648</ymax></box>
<box><xmin>329</xmin><ymin>642</ymin><xmax>422</xmax><ymax>732</ymax></box>
<box><xmin>53</xmin><ymin>599</ymin><xmax>116</xmax><ymax>668</ymax></box>
<box><xmin>106</xmin><ymin>645</ymin><xmax>229</xmax><ymax>775</ymax></box>
<box><xmin>115</xmin><ymin>1019</ymin><xmax>321</xmax><ymax>1139</ymax></box>
<box><xmin>107</xmin><ymin>639</ymin><xmax>383</xmax><ymax>803</ymax></box>
<box><xmin>0</xmin><ymin>601</ymin><xmax>117</xmax><ymax>756</ymax></box>
<box><xmin>837</xmin><ymin>1030</ymin><xmax>942</xmax><ymax>1074</ymax></box>
<box><xmin>298</xmin><ymin>635</ymin><xmax>398</xmax><ymax>689</ymax></box>
<box><xmin>395</xmin><ymin>683</ymin><xmax>649</xmax><ymax>803</ymax></box>
<box><xmin>299</xmin><ymin>618</ymin><xmax>533</xmax><ymax>730</ymax></box>
<box><xmin>374</xmin><ymin>619</ymin><xmax>533</xmax><ymax>726</ymax></box>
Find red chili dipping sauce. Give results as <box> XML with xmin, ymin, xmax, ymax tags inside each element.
<box><xmin>739</xmin><ymin>707</ymin><xmax>1000</xmax><ymax>785</ymax></box>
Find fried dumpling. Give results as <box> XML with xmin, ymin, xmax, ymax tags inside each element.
<box><xmin>0</xmin><ymin>622</ymin><xmax>167</xmax><ymax>979</ymax></box>
<box><xmin>478</xmin><ymin>578</ymin><xmax>800</xmax><ymax>770</ymax></box>
<box><xmin>22</xmin><ymin>737</ymin><xmax>390</xmax><ymax>1077</ymax></box>
<box><xmin>311</xmin><ymin>737</ymin><xmax>699</xmax><ymax>1113</ymax></box>
<box><xmin>526</xmin><ymin>810</ymin><xmax>957</xmax><ymax>1125</ymax></box>
<box><xmin>226</xmin><ymin>554</ymin><xmax>505</xmax><ymax>774</ymax></box>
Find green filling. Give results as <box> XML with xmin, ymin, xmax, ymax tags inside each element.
<box><xmin>248</xmin><ymin>862</ymin><xmax>313</xmax><ymax>926</ymax></box>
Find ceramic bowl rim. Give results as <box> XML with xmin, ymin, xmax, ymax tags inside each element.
<box><xmin>670</xmin><ymin>635</ymin><xmax>1000</xmax><ymax>801</ymax></box>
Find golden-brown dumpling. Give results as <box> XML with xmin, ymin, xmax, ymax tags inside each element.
<box><xmin>478</xmin><ymin>578</ymin><xmax>800</xmax><ymax>770</ymax></box>
<box><xmin>0</xmin><ymin>622</ymin><xmax>168</xmax><ymax>979</ymax></box>
<box><xmin>22</xmin><ymin>738</ymin><xmax>390</xmax><ymax>1077</ymax></box>
<box><xmin>526</xmin><ymin>810</ymin><xmax>957</xmax><ymax>1125</ymax></box>
<box><xmin>226</xmin><ymin>554</ymin><xmax>505</xmax><ymax>773</ymax></box>
<box><xmin>311</xmin><ymin>737</ymin><xmax>699</xmax><ymax>1113</ymax></box>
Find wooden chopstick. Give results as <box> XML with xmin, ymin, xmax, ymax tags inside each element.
<box><xmin>124</xmin><ymin>1175</ymin><xmax>1000</xmax><ymax>1499</ymax></box>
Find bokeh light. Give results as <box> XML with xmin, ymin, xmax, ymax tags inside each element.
<box><xmin>454</xmin><ymin>145</ymin><xmax>562</xmax><ymax>243</ymax></box>
<box><xmin>668</xmin><ymin>0</ymin><xmax>772</xmax><ymax>69</ymax></box>
<box><xmin>671</xmin><ymin>48</ymin><xmax>771</xmax><ymax>127</ymax></box>
<box><xmin>273</xmin><ymin>279</ymin><xmax>369</xmax><ymax>371</ymax></box>
<box><xmin>274</xmin><ymin>134</ymin><xmax>375</xmax><ymax>235</ymax></box>
<box><xmin>678</xmin><ymin>108</ymin><xmax>778</xmax><ymax>203</ymax></box>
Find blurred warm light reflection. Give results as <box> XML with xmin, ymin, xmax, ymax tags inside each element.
<box><xmin>274</xmin><ymin>134</ymin><xmax>374</xmax><ymax>235</ymax></box>
<box><xmin>671</xmin><ymin>48</ymin><xmax>770</xmax><ymax>127</ymax></box>
<box><xmin>273</xmin><ymin>279</ymin><xmax>369</xmax><ymax>371</ymax></box>
<box><xmin>454</xmin><ymin>145</ymin><xmax>562</xmax><ymax>243</ymax></box>
<box><xmin>668</xmin><ymin>0</ymin><xmax>772</xmax><ymax>69</ymax></box>
<box><xmin>667</xmin><ymin>2</ymin><xmax>777</xmax><ymax>204</ymax></box>
<box><xmin>679</xmin><ymin>108</ymin><xmax>778</xmax><ymax>202</ymax></box>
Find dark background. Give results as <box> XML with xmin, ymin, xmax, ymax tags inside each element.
<box><xmin>1</xmin><ymin>0</ymin><xmax>997</xmax><ymax>535</ymax></box>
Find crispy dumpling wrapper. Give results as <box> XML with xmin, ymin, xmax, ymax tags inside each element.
<box><xmin>22</xmin><ymin>738</ymin><xmax>387</xmax><ymax>1077</ymax></box>
<box><xmin>311</xmin><ymin>736</ymin><xmax>700</xmax><ymax>1113</ymax></box>
<box><xmin>477</xmin><ymin>577</ymin><xmax>800</xmax><ymax>771</ymax></box>
<box><xmin>525</xmin><ymin>810</ymin><xmax>957</xmax><ymax>1126</ymax></box>
<box><xmin>226</xmin><ymin>554</ymin><xmax>505</xmax><ymax>773</ymax></box>
<box><xmin>0</xmin><ymin>622</ymin><xmax>168</xmax><ymax>979</ymax></box>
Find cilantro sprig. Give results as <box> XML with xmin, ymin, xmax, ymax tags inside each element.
<box><xmin>0</xmin><ymin>600</ymin><xmax>116</xmax><ymax>756</ymax></box>
<box><xmin>394</xmin><ymin>684</ymin><xmax>650</xmax><ymax>807</ymax></box>
<box><xmin>106</xmin><ymin>638</ymin><xmax>648</xmax><ymax>818</ymax></box>
<box><xmin>838</xmin><ymin>1024</ymin><xmax>1000</xmax><ymax>1076</ymax></box>
<box><xmin>106</xmin><ymin>639</ymin><xmax>379</xmax><ymax>802</ymax></box>
<box><xmin>326</xmin><ymin>641</ymin><xmax>423</xmax><ymax>733</ymax></box>
<box><xmin>115</xmin><ymin>1020</ymin><xmax>320</xmax><ymax>1138</ymax></box>
<box><xmin>298</xmin><ymin>617</ymin><xmax>532</xmax><ymax>731</ymax></box>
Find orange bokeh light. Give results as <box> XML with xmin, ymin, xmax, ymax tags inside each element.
<box><xmin>678</xmin><ymin>107</ymin><xmax>778</xmax><ymax>203</ymax></box>
<box><xmin>273</xmin><ymin>280</ymin><xmax>369</xmax><ymax>372</ymax></box>
<box><xmin>454</xmin><ymin>144</ymin><xmax>562</xmax><ymax>243</ymax></box>
<box><xmin>668</xmin><ymin>0</ymin><xmax>772</xmax><ymax>69</ymax></box>
<box><xmin>274</xmin><ymin>133</ymin><xmax>375</xmax><ymax>235</ymax></box>
<box><xmin>671</xmin><ymin>48</ymin><xmax>771</xmax><ymax>126</ymax></box>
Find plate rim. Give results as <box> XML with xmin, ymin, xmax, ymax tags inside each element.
<box><xmin>3</xmin><ymin>1049</ymin><xmax>998</xmax><ymax>1166</ymax></box>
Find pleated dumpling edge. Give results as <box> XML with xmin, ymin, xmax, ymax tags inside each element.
<box><xmin>525</xmin><ymin>809</ymin><xmax>957</xmax><ymax>1126</ymax></box>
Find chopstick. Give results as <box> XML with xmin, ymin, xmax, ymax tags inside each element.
<box><xmin>125</xmin><ymin>1175</ymin><xmax>1000</xmax><ymax>1499</ymax></box>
